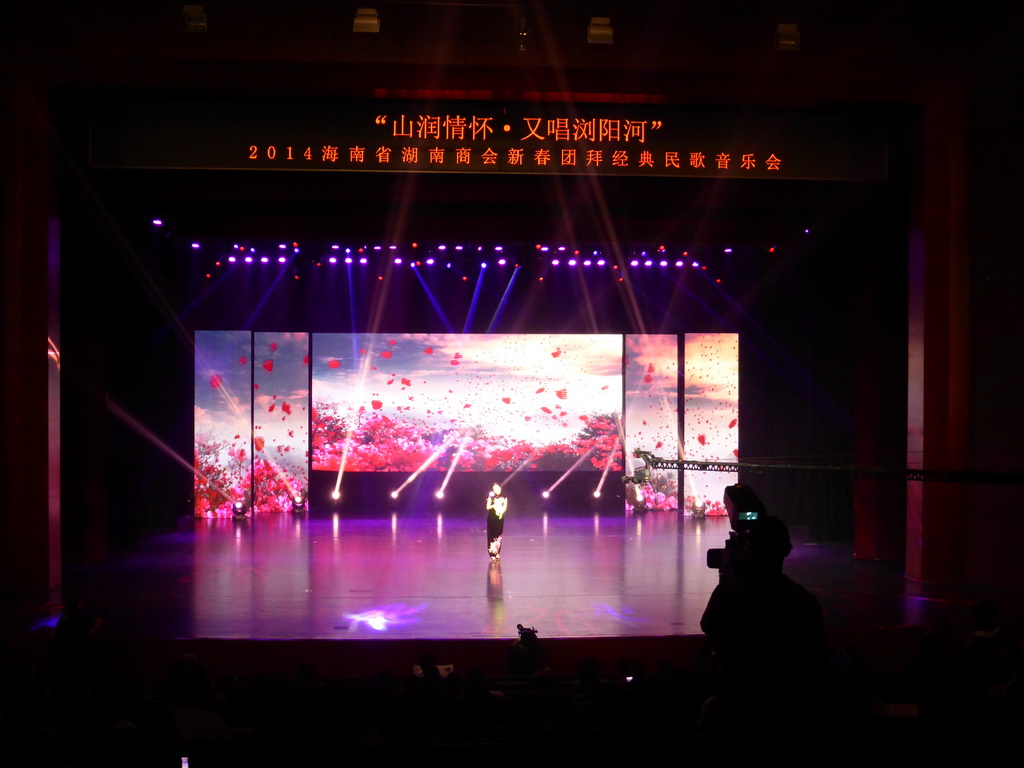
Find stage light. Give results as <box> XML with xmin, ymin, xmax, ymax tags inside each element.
<box><xmin>593</xmin><ymin>491</ymin><xmax>601</xmax><ymax>498</ymax></box>
<box><xmin>426</xmin><ymin>258</ymin><xmax>434</xmax><ymax>265</ymax></box>
<box><xmin>374</xmin><ymin>245</ymin><xmax>382</xmax><ymax>251</ymax></box>
<box><xmin>557</xmin><ymin>246</ymin><xmax>566</xmax><ymax>251</ymax></box>
<box><xmin>597</xmin><ymin>259</ymin><xmax>605</xmax><ymax>266</ymax></box>
<box><xmin>332</xmin><ymin>244</ymin><xmax>340</xmax><ymax>250</ymax></box>
<box><xmin>279</xmin><ymin>243</ymin><xmax>286</xmax><ymax>249</ymax></box>
<box><xmin>692</xmin><ymin>261</ymin><xmax>699</xmax><ymax>267</ymax></box>
<box><xmin>455</xmin><ymin>245</ymin><xmax>463</xmax><ymax>251</ymax></box>
<box><xmin>278</xmin><ymin>256</ymin><xmax>287</xmax><ymax>263</ymax></box>
<box><xmin>659</xmin><ymin>260</ymin><xmax>668</xmax><ymax>267</ymax></box>
<box><xmin>676</xmin><ymin>260</ymin><xmax>683</xmax><ymax>267</ymax></box>
<box><xmin>331</xmin><ymin>490</ymin><xmax>341</xmax><ymax>501</ymax></box>
<box><xmin>568</xmin><ymin>259</ymin><xmax>577</xmax><ymax>266</ymax></box>
<box><xmin>769</xmin><ymin>246</ymin><xmax>776</xmax><ymax>252</ymax></box>
<box><xmin>231</xmin><ymin>501</ymin><xmax>247</xmax><ymax>519</ymax></box>
<box><xmin>344</xmin><ymin>257</ymin><xmax>352</xmax><ymax>263</ymax></box>
<box><xmin>244</xmin><ymin>256</ymin><xmax>253</xmax><ymax>263</ymax></box>
<box><xmin>260</xmin><ymin>256</ymin><xmax>269</xmax><ymax>263</ymax></box>
<box><xmin>583</xmin><ymin>260</ymin><xmax>591</xmax><ymax>266</ymax></box>
<box><xmin>497</xmin><ymin>258</ymin><xmax>506</xmax><ymax>265</ymax></box>
<box><xmin>775</xmin><ymin>22</ymin><xmax>800</xmax><ymax>51</ymax></box>
<box><xmin>390</xmin><ymin>490</ymin><xmax>399</xmax><ymax>499</ymax></box>
<box><xmin>329</xmin><ymin>256</ymin><xmax>337</xmax><ymax>264</ymax></box>
<box><xmin>542</xmin><ymin>491</ymin><xmax>550</xmax><ymax>498</ymax></box>
<box><xmin>359</xmin><ymin>257</ymin><xmax>367</xmax><ymax>264</ymax></box>
<box><xmin>394</xmin><ymin>257</ymin><xmax>402</xmax><ymax>264</ymax></box>
<box><xmin>353</xmin><ymin>7</ymin><xmax>381</xmax><ymax>33</ymax></box>
<box><xmin>480</xmin><ymin>262</ymin><xmax>487</xmax><ymax>268</ymax></box>
<box><xmin>630</xmin><ymin>260</ymin><xmax>639</xmax><ymax>267</ymax></box>
<box><xmin>724</xmin><ymin>247</ymin><xmax>733</xmax><ymax>254</ymax></box>
<box><xmin>439</xmin><ymin>245</ymin><xmax>447</xmax><ymax>250</ymax></box>
<box><xmin>151</xmin><ymin>219</ymin><xmax>163</xmax><ymax>226</ymax></box>
<box><xmin>494</xmin><ymin>245</ymin><xmax>503</xmax><ymax>251</ymax></box>
<box><xmin>228</xmin><ymin>256</ymin><xmax>237</xmax><ymax>263</ymax></box>
<box><xmin>435</xmin><ymin>491</ymin><xmax>444</xmax><ymax>499</ymax></box>
<box><xmin>551</xmin><ymin>259</ymin><xmax>560</xmax><ymax>266</ymax></box>
<box><xmin>191</xmin><ymin>242</ymin><xmax>200</xmax><ymax>249</ymax></box>
<box><xmin>644</xmin><ymin>260</ymin><xmax>653</xmax><ymax>267</ymax></box>
<box><xmin>389</xmin><ymin>245</ymin><xmax>397</xmax><ymax>250</ymax></box>
<box><xmin>291</xmin><ymin>494</ymin><xmax>307</xmax><ymax>513</ymax></box>
<box><xmin>587</xmin><ymin>16</ymin><xmax>613</xmax><ymax>44</ymax></box>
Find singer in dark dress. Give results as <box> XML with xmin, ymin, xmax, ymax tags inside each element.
<box><xmin>486</xmin><ymin>483</ymin><xmax>507</xmax><ymax>561</ymax></box>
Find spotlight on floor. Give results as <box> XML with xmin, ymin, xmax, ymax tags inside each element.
<box><xmin>331</xmin><ymin>490</ymin><xmax>341</xmax><ymax>501</ymax></box>
<box><xmin>231</xmin><ymin>500</ymin><xmax>248</xmax><ymax>519</ymax></box>
<box><xmin>593</xmin><ymin>491</ymin><xmax>601</xmax><ymax>498</ymax></box>
<box><xmin>291</xmin><ymin>494</ymin><xmax>307</xmax><ymax>513</ymax></box>
<box><xmin>435</xmin><ymin>491</ymin><xmax>444</xmax><ymax>499</ymax></box>
<box><xmin>542</xmin><ymin>491</ymin><xmax>550</xmax><ymax>499</ymax></box>
<box><xmin>390</xmin><ymin>490</ymin><xmax>399</xmax><ymax>499</ymax></box>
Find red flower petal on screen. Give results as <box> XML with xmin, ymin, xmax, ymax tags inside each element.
<box><xmin>733</xmin><ymin>449</ymin><xmax>739</xmax><ymax>457</ymax></box>
<box><xmin>389</xmin><ymin>339</ymin><xmax>396</xmax><ymax>345</ymax></box>
<box><xmin>601</xmin><ymin>385</ymin><xmax>609</xmax><ymax>390</ymax></box>
<box><xmin>644</xmin><ymin>374</ymin><xmax>653</xmax><ymax>383</ymax></box>
<box><xmin>502</xmin><ymin>397</ymin><xmax>511</xmax><ymax>404</ymax></box>
<box><xmin>303</xmin><ymin>355</ymin><xmax>309</xmax><ymax>365</ymax></box>
<box><xmin>450</xmin><ymin>359</ymin><xmax>460</xmax><ymax>365</ymax></box>
<box><xmin>270</xmin><ymin>343</ymin><xmax>277</xmax><ymax>351</ymax></box>
<box><xmin>254</xmin><ymin>436</ymin><xmax>265</xmax><ymax>451</ymax></box>
<box><xmin>648</xmin><ymin>363</ymin><xmax>655</xmax><ymax>373</ymax></box>
<box><xmin>729</xmin><ymin>418</ymin><xmax>738</xmax><ymax>428</ymax></box>
<box><xmin>328</xmin><ymin>359</ymin><xmax>341</xmax><ymax>368</ymax></box>
<box><xmin>424</xmin><ymin>347</ymin><xmax>433</xmax><ymax>354</ymax></box>
<box><xmin>464</xmin><ymin>403</ymin><xmax>471</xmax><ymax>408</ymax></box>
<box><xmin>210</xmin><ymin>375</ymin><xmax>222</xmax><ymax>388</ymax></box>
<box><xmin>381</xmin><ymin>350</ymin><xmax>392</xmax><ymax>359</ymax></box>
<box><xmin>268</xmin><ymin>404</ymin><xmax>275</xmax><ymax>412</ymax></box>
<box><xmin>541</xmin><ymin>407</ymin><xmax>552</xmax><ymax>414</ymax></box>
<box><xmin>254</xmin><ymin>383</ymin><xmax>259</xmax><ymax>390</ymax></box>
<box><xmin>535</xmin><ymin>387</ymin><xmax>545</xmax><ymax>394</ymax></box>
<box><xmin>551</xmin><ymin>348</ymin><xmax>562</xmax><ymax>358</ymax></box>
<box><xmin>579</xmin><ymin>415</ymin><xmax>589</xmax><ymax>421</ymax></box>
<box><xmin>234</xmin><ymin>434</ymin><xmax>240</xmax><ymax>439</ymax></box>
<box><xmin>697</xmin><ymin>434</ymin><xmax>706</xmax><ymax>445</ymax></box>
<box><xmin>525</xmin><ymin>416</ymin><xmax>531</xmax><ymax>421</ymax></box>
<box><xmin>556</xmin><ymin>389</ymin><xmax>567</xmax><ymax>399</ymax></box>
<box><xmin>387</xmin><ymin>379</ymin><xmax>394</xmax><ymax>385</ymax></box>
<box><xmin>370</xmin><ymin>366</ymin><xmax>377</xmax><ymax>370</ymax></box>
<box><xmin>359</xmin><ymin>349</ymin><xmax>366</xmax><ymax>355</ymax></box>
<box><xmin>372</xmin><ymin>400</ymin><xmax>383</xmax><ymax>410</ymax></box>
<box><xmin>454</xmin><ymin>352</ymin><xmax>463</xmax><ymax>359</ymax></box>
<box><xmin>401</xmin><ymin>378</ymin><xmax>412</xmax><ymax>386</ymax></box>
<box><xmin>263</xmin><ymin>360</ymin><xmax>273</xmax><ymax>372</ymax></box>
<box><xmin>281</xmin><ymin>402</ymin><xmax>292</xmax><ymax>414</ymax></box>
<box><xmin>655</xmin><ymin>441</ymin><xmax>663</xmax><ymax>449</ymax></box>
<box><xmin>240</xmin><ymin>356</ymin><xmax>247</xmax><ymax>364</ymax></box>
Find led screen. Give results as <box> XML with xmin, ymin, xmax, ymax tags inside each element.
<box><xmin>252</xmin><ymin>332</ymin><xmax>310</xmax><ymax>512</ymax></box>
<box><xmin>624</xmin><ymin>334</ymin><xmax>679</xmax><ymax>510</ymax></box>
<box><xmin>682</xmin><ymin>333</ymin><xmax>739</xmax><ymax>516</ymax></box>
<box><xmin>194</xmin><ymin>330</ymin><xmax>253</xmax><ymax>516</ymax></box>
<box><xmin>312</xmin><ymin>333</ymin><xmax>623</xmax><ymax>472</ymax></box>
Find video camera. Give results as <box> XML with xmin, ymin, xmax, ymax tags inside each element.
<box><xmin>706</xmin><ymin>484</ymin><xmax>768</xmax><ymax>579</ymax></box>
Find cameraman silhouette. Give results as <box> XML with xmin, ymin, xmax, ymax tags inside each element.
<box><xmin>698</xmin><ymin>486</ymin><xmax>828</xmax><ymax>751</ymax></box>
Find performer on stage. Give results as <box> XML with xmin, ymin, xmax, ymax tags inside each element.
<box><xmin>486</xmin><ymin>483</ymin><xmax>508</xmax><ymax>561</ymax></box>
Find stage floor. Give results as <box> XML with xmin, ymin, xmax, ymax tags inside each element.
<box><xmin>46</xmin><ymin>508</ymin><xmax>1004</xmax><ymax>642</ymax></box>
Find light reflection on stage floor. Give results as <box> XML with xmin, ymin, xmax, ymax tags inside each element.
<box><xmin>51</xmin><ymin>507</ymin><xmax>997</xmax><ymax>643</ymax></box>
<box><xmin>187</xmin><ymin>510</ymin><xmax>726</xmax><ymax>639</ymax></box>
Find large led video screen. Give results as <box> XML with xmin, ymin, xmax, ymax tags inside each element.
<box><xmin>312</xmin><ymin>333</ymin><xmax>623</xmax><ymax>473</ymax></box>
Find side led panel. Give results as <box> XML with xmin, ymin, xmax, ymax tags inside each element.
<box><xmin>253</xmin><ymin>332</ymin><xmax>310</xmax><ymax>512</ymax></box>
<box><xmin>624</xmin><ymin>335</ymin><xmax>679</xmax><ymax>510</ymax></box>
<box><xmin>194</xmin><ymin>330</ymin><xmax>253</xmax><ymax>517</ymax></box>
<box><xmin>683</xmin><ymin>333</ymin><xmax>739</xmax><ymax>516</ymax></box>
